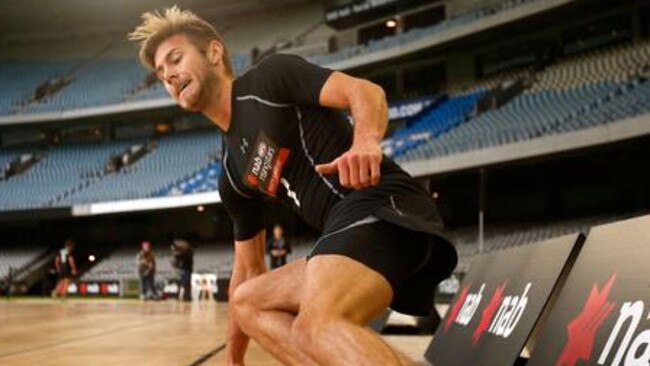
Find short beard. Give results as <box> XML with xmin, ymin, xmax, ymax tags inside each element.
<box><xmin>188</xmin><ymin>66</ymin><xmax>221</xmax><ymax>112</ymax></box>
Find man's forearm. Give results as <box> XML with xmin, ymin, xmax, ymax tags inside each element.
<box><xmin>349</xmin><ymin>80</ymin><xmax>388</xmax><ymax>145</ymax></box>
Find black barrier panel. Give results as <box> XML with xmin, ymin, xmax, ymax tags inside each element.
<box><xmin>426</xmin><ymin>233</ymin><xmax>583</xmax><ymax>366</ymax></box>
<box><xmin>528</xmin><ymin>215</ymin><xmax>650</xmax><ymax>366</ymax></box>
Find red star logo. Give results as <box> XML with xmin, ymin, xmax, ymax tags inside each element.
<box><xmin>472</xmin><ymin>282</ymin><xmax>507</xmax><ymax>345</ymax></box>
<box><xmin>246</xmin><ymin>173</ymin><xmax>258</xmax><ymax>187</ymax></box>
<box><xmin>554</xmin><ymin>273</ymin><xmax>617</xmax><ymax>366</ymax></box>
<box><xmin>445</xmin><ymin>284</ymin><xmax>471</xmax><ymax>332</ymax></box>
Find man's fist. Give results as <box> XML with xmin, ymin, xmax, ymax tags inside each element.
<box><xmin>315</xmin><ymin>141</ymin><xmax>382</xmax><ymax>190</ymax></box>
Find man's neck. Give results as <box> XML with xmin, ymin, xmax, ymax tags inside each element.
<box><xmin>204</xmin><ymin>77</ymin><xmax>233</xmax><ymax>132</ymax></box>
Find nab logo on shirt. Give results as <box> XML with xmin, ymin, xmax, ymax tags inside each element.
<box><xmin>445</xmin><ymin>282</ymin><xmax>532</xmax><ymax>345</ymax></box>
<box><xmin>244</xmin><ymin>132</ymin><xmax>290</xmax><ymax>196</ymax></box>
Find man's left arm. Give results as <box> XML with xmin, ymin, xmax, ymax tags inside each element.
<box><xmin>314</xmin><ymin>72</ymin><xmax>388</xmax><ymax>190</ymax></box>
<box><xmin>255</xmin><ymin>55</ymin><xmax>387</xmax><ymax>190</ymax></box>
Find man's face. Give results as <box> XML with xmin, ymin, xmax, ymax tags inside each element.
<box><xmin>154</xmin><ymin>34</ymin><xmax>219</xmax><ymax>111</ymax></box>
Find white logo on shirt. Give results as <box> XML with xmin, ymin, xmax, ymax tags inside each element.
<box><xmin>240</xmin><ymin>138</ymin><xmax>249</xmax><ymax>155</ymax></box>
<box><xmin>281</xmin><ymin>178</ymin><xmax>300</xmax><ymax>208</ymax></box>
<box><xmin>258</xmin><ymin>141</ymin><xmax>267</xmax><ymax>157</ymax></box>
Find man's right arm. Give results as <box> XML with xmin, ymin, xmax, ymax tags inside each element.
<box><xmin>218</xmin><ymin>172</ymin><xmax>266</xmax><ymax>365</ymax></box>
<box><xmin>227</xmin><ymin>230</ymin><xmax>267</xmax><ymax>366</ymax></box>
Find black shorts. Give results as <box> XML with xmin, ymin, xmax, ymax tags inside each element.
<box><xmin>59</xmin><ymin>265</ymin><xmax>72</xmax><ymax>279</ymax></box>
<box><xmin>308</xmin><ymin>217</ymin><xmax>452</xmax><ymax>316</ymax></box>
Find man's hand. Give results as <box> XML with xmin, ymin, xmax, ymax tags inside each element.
<box><xmin>316</xmin><ymin>72</ymin><xmax>388</xmax><ymax>190</ymax></box>
<box><xmin>315</xmin><ymin>137</ymin><xmax>382</xmax><ymax>190</ymax></box>
<box><xmin>227</xmin><ymin>231</ymin><xmax>267</xmax><ymax>365</ymax></box>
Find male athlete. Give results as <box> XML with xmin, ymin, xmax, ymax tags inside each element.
<box><xmin>130</xmin><ymin>7</ymin><xmax>457</xmax><ymax>366</ymax></box>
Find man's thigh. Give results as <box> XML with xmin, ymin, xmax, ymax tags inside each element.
<box><xmin>301</xmin><ymin>254</ymin><xmax>393</xmax><ymax>325</ymax></box>
<box><xmin>239</xmin><ymin>257</ymin><xmax>307</xmax><ymax>313</ymax></box>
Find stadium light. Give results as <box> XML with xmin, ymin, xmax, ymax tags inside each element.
<box><xmin>385</xmin><ymin>19</ymin><xmax>397</xmax><ymax>28</ymax></box>
<box><xmin>89</xmin><ymin>255</ymin><xmax>96</xmax><ymax>262</ymax></box>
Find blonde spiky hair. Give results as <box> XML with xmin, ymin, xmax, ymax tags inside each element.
<box><xmin>128</xmin><ymin>6</ymin><xmax>232</xmax><ymax>75</ymax></box>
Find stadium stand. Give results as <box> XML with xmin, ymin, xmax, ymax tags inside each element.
<box><xmin>448</xmin><ymin>213</ymin><xmax>634</xmax><ymax>272</ymax></box>
<box><xmin>0</xmin><ymin>15</ymin><xmax>650</xmax><ymax>210</ymax></box>
<box><xmin>0</xmin><ymin>131</ymin><xmax>220</xmax><ymax>210</ymax></box>
<box><xmin>382</xmin><ymin>91</ymin><xmax>486</xmax><ymax>157</ymax></box>
<box><xmin>530</xmin><ymin>40</ymin><xmax>650</xmax><ymax>92</ymax></box>
<box><xmin>57</xmin><ymin>131</ymin><xmax>220</xmax><ymax>205</ymax></box>
<box><xmin>0</xmin><ymin>54</ymin><xmax>252</xmax><ymax>116</ymax></box>
<box><xmin>156</xmin><ymin>161</ymin><xmax>221</xmax><ymax>197</ymax></box>
<box><xmin>389</xmin><ymin>40</ymin><xmax>650</xmax><ymax>162</ymax></box>
<box><xmin>0</xmin><ymin>147</ymin><xmax>34</xmax><ymax>173</ymax></box>
<box><xmin>447</xmin><ymin>66</ymin><xmax>535</xmax><ymax>96</ymax></box>
<box><xmin>81</xmin><ymin>237</ymin><xmax>316</xmax><ymax>282</ymax></box>
<box><xmin>0</xmin><ymin>141</ymin><xmax>133</xmax><ymax>210</ymax></box>
<box><xmin>0</xmin><ymin>61</ymin><xmax>72</xmax><ymax>115</ymax></box>
<box><xmin>82</xmin><ymin>245</ymin><xmax>173</xmax><ymax>281</ymax></box>
<box><xmin>1</xmin><ymin>39</ymin><xmax>650</xmax><ymax>209</ymax></box>
<box><xmin>25</xmin><ymin>60</ymin><xmax>144</xmax><ymax>113</ymax></box>
<box><xmin>0</xmin><ymin>244</ymin><xmax>48</xmax><ymax>281</ymax></box>
<box><xmin>0</xmin><ymin>0</ymin><xmax>552</xmax><ymax>117</ymax></box>
<box><xmin>81</xmin><ymin>243</ymin><xmax>232</xmax><ymax>281</ymax></box>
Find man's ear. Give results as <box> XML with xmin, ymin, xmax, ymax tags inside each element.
<box><xmin>207</xmin><ymin>40</ymin><xmax>223</xmax><ymax>66</ymax></box>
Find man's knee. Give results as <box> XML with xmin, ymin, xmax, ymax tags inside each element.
<box><xmin>231</xmin><ymin>282</ymin><xmax>258</xmax><ymax>327</ymax></box>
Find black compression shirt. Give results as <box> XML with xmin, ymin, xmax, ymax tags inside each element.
<box><xmin>219</xmin><ymin>54</ymin><xmax>446</xmax><ymax>241</ymax></box>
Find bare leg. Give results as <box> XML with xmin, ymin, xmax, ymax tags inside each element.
<box><xmin>60</xmin><ymin>279</ymin><xmax>69</xmax><ymax>298</ymax></box>
<box><xmin>292</xmin><ymin>254</ymin><xmax>402</xmax><ymax>366</ymax></box>
<box><xmin>232</xmin><ymin>259</ymin><xmax>317</xmax><ymax>366</ymax></box>
<box><xmin>51</xmin><ymin>280</ymin><xmax>60</xmax><ymax>298</ymax></box>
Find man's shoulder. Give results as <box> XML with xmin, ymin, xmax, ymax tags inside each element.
<box><xmin>238</xmin><ymin>54</ymin><xmax>304</xmax><ymax>83</ymax></box>
<box><xmin>253</xmin><ymin>53</ymin><xmax>302</xmax><ymax>70</ymax></box>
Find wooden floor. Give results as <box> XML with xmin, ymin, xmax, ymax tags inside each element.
<box><xmin>0</xmin><ymin>298</ymin><xmax>431</xmax><ymax>365</ymax></box>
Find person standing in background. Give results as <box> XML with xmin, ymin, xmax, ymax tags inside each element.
<box><xmin>52</xmin><ymin>239</ymin><xmax>77</xmax><ymax>299</ymax></box>
<box><xmin>170</xmin><ymin>239</ymin><xmax>193</xmax><ymax>302</ymax></box>
<box><xmin>266</xmin><ymin>224</ymin><xmax>292</xmax><ymax>269</ymax></box>
<box><xmin>137</xmin><ymin>241</ymin><xmax>157</xmax><ymax>300</ymax></box>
